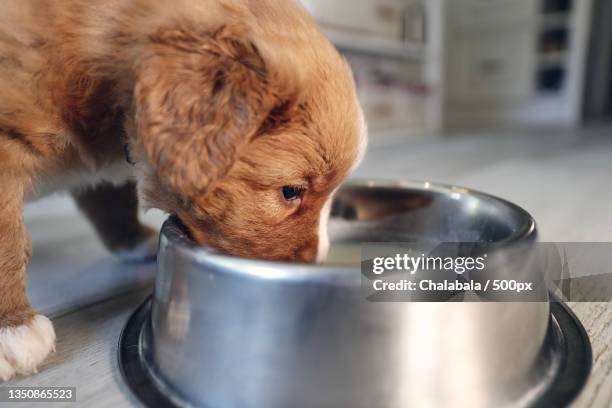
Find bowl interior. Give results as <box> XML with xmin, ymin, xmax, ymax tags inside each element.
<box><xmin>326</xmin><ymin>181</ymin><xmax>535</xmax><ymax>264</ymax></box>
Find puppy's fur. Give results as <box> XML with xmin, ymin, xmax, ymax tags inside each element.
<box><xmin>0</xmin><ymin>0</ymin><xmax>366</xmax><ymax>380</ymax></box>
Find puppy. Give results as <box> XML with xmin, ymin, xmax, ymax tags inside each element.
<box><xmin>0</xmin><ymin>0</ymin><xmax>366</xmax><ymax>380</ymax></box>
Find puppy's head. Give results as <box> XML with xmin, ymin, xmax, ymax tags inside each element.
<box><xmin>133</xmin><ymin>8</ymin><xmax>366</xmax><ymax>262</ymax></box>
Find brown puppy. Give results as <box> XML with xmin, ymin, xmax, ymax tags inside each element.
<box><xmin>0</xmin><ymin>0</ymin><xmax>366</xmax><ymax>380</ymax></box>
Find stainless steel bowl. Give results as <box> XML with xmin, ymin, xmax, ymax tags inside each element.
<box><xmin>119</xmin><ymin>180</ymin><xmax>590</xmax><ymax>408</ymax></box>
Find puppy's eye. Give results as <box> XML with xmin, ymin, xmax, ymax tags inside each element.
<box><xmin>282</xmin><ymin>185</ymin><xmax>305</xmax><ymax>201</ymax></box>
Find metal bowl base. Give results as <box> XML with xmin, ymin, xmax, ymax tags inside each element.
<box><xmin>118</xmin><ymin>296</ymin><xmax>591</xmax><ymax>408</ymax></box>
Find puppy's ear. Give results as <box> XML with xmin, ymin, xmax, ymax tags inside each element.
<box><xmin>135</xmin><ymin>25</ymin><xmax>283</xmax><ymax>196</ymax></box>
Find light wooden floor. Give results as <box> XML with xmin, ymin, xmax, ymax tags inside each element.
<box><xmin>4</xmin><ymin>126</ymin><xmax>612</xmax><ymax>407</ymax></box>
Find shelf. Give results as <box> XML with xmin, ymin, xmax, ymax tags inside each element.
<box><xmin>537</xmin><ymin>51</ymin><xmax>568</xmax><ymax>68</ymax></box>
<box><xmin>323</xmin><ymin>28</ymin><xmax>425</xmax><ymax>63</ymax></box>
<box><xmin>538</xmin><ymin>12</ymin><xmax>571</xmax><ymax>30</ymax></box>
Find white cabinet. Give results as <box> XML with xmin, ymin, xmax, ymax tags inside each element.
<box><xmin>444</xmin><ymin>0</ymin><xmax>537</xmax><ymax>102</ymax></box>
<box><xmin>302</xmin><ymin>0</ymin><xmax>408</xmax><ymax>41</ymax></box>
<box><xmin>447</xmin><ymin>30</ymin><xmax>535</xmax><ymax>101</ymax></box>
<box><xmin>450</xmin><ymin>0</ymin><xmax>538</xmax><ymax>28</ymax></box>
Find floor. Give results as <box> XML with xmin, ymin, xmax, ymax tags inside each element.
<box><xmin>3</xmin><ymin>126</ymin><xmax>612</xmax><ymax>407</ymax></box>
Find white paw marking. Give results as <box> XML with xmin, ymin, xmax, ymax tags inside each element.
<box><xmin>0</xmin><ymin>315</ymin><xmax>56</xmax><ymax>381</ymax></box>
<box><xmin>114</xmin><ymin>233</ymin><xmax>159</xmax><ymax>263</ymax></box>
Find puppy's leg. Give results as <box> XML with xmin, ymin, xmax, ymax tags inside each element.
<box><xmin>0</xmin><ymin>180</ymin><xmax>55</xmax><ymax>381</ymax></box>
<box><xmin>72</xmin><ymin>181</ymin><xmax>158</xmax><ymax>262</ymax></box>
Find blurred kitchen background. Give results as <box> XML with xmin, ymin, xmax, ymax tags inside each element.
<box><xmin>303</xmin><ymin>0</ymin><xmax>611</xmax><ymax>139</ymax></box>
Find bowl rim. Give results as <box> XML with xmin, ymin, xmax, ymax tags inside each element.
<box><xmin>159</xmin><ymin>179</ymin><xmax>537</xmax><ymax>283</ymax></box>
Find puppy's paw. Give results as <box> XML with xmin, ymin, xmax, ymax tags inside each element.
<box><xmin>113</xmin><ymin>229</ymin><xmax>159</xmax><ymax>263</ymax></box>
<box><xmin>0</xmin><ymin>315</ymin><xmax>56</xmax><ymax>381</ymax></box>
